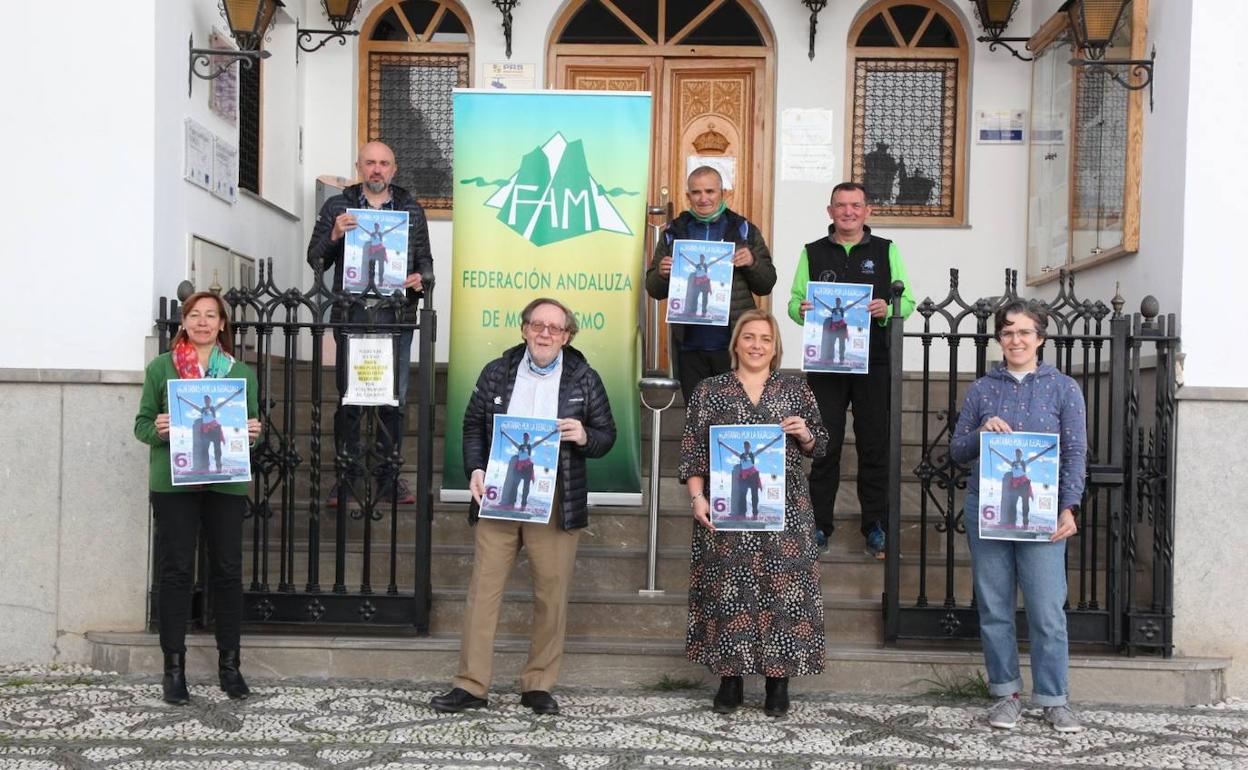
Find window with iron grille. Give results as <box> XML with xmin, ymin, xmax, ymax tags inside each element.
<box><xmin>359</xmin><ymin>0</ymin><xmax>472</xmax><ymax>214</ymax></box>
<box><xmin>846</xmin><ymin>1</ymin><xmax>968</xmax><ymax>226</ymax></box>
<box><xmin>239</xmin><ymin>56</ymin><xmax>261</xmax><ymax>195</ymax></box>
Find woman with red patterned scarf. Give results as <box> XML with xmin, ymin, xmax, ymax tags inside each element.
<box><xmin>134</xmin><ymin>291</ymin><xmax>260</xmax><ymax>706</ymax></box>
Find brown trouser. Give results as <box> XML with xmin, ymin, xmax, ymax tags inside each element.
<box><xmin>452</xmin><ymin>499</ymin><xmax>580</xmax><ymax>698</ymax></box>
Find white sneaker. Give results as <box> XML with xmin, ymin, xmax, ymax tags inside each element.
<box><xmin>1044</xmin><ymin>704</ymin><xmax>1084</xmax><ymax>733</ymax></box>
<box><xmin>986</xmin><ymin>695</ymin><xmax>1022</xmax><ymax>729</ymax></box>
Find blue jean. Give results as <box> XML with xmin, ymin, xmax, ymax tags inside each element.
<box><xmin>964</xmin><ymin>493</ymin><xmax>1070</xmax><ymax>706</ymax></box>
<box><xmin>333</xmin><ymin>305</ymin><xmax>414</xmax><ymax>483</ymax></box>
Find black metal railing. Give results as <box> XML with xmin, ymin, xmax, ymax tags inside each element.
<box><xmin>883</xmin><ymin>269</ymin><xmax>1178</xmax><ymax>655</ymax></box>
<box><xmin>149</xmin><ymin>260</ymin><xmax>437</xmax><ymax>632</ymax></box>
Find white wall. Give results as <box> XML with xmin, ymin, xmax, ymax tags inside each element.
<box><xmin>152</xmin><ymin>0</ymin><xmax>309</xmax><ymax>323</ymax></box>
<box><xmin>0</xmin><ymin>1</ymin><xmax>157</xmax><ymax>372</ymax></box>
<box><xmin>1177</xmin><ymin>0</ymin><xmax>1248</xmax><ymax>388</ymax></box>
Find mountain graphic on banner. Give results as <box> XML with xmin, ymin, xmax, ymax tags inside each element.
<box><xmin>483</xmin><ymin>132</ymin><xmax>632</xmax><ymax>246</ymax></box>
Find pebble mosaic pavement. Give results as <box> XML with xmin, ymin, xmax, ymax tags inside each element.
<box><xmin>2</xmin><ymin>665</ymin><xmax>1247</xmax><ymax>769</ymax></box>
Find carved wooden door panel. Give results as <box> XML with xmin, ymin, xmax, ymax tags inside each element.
<box><xmin>662</xmin><ymin>60</ymin><xmax>765</xmax><ymax>230</ymax></box>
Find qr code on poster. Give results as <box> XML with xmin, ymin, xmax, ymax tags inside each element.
<box><xmin>1037</xmin><ymin>496</ymin><xmax>1054</xmax><ymax>511</ymax></box>
<box><xmin>537</xmin><ymin>479</ymin><xmax>552</xmax><ymax>494</ymax></box>
<box><xmin>765</xmin><ymin>486</ymin><xmax>782</xmax><ymax>502</ymax></box>
<box><xmin>853</xmin><ymin>339</ymin><xmax>866</xmax><ymax>349</ymax></box>
<box><xmin>230</xmin><ymin>439</ymin><xmax>246</xmax><ymax>453</ymax></box>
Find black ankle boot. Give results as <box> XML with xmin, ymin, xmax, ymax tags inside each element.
<box><xmin>162</xmin><ymin>652</ymin><xmax>190</xmax><ymax>705</ymax></box>
<box><xmin>712</xmin><ymin>675</ymin><xmax>744</xmax><ymax>714</ymax></box>
<box><xmin>763</xmin><ymin>676</ymin><xmax>789</xmax><ymax>717</ymax></box>
<box><xmin>218</xmin><ymin>649</ymin><xmax>250</xmax><ymax>700</ymax></box>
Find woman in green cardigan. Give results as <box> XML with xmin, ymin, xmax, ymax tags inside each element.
<box><xmin>135</xmin><ymin>291</ymin><xmax>260</xmax><ymax>705</ymax></box>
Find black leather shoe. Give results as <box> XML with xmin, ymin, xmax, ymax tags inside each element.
<box><xmin>430</xmin><ymin>687</ymin><xmax>488</xmax><ymax>713</ymax></box>
<box><xmin>763</xmin><ymin>677</ymin><xmax>789</xmax><ymax>717</ymax></box>
<box><xmin>218</xmin><ymin>649</ymin><xmax>250</xmax><ymax>700</ymax></box>
<box><xmin>520</xmin><ymin>690</ymin><xmax>560</xmax><ymax>715</ymax></box>
<box><xmin>712</xmin><ymin>676</ymin><xmax>744</xmax><ymax>714</ymax></box>
<box><xmin>162</xmin><ymin>652</ymin><xmax>190</xmax><ymax>705</ymax></box>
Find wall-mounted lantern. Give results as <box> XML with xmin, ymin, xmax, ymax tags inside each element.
<box><xmin>1062</xmin><ymin>0</ymin><xmax>1157</xmax><ymax>111</ymax></box>
<box><xmin>297</xmin><ymin>0</ymin><xmax>363</xmax><ymax>53</ymax></box>
<box><xmin>188</xmin><ymin>0</ymin><xmax>284</xmax><ymax>96</ymax></box>
<box><xmin>972</xmin><ymin>0</ymin><xmax>1033</xmax><ymax>61</ymax></box>
<box><xmin>800</xmin><ymin>0</ymin><xmax>828</xmax><ymax>61</ymax></box>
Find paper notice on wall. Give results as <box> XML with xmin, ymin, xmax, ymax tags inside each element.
<box><xmin>485</xmin><ymin>63</ymin><xmax>536</xmax><ymax>90</ymax></box>
<box><xmin>184</xmin><ymin>119</ymin><xmax>214</xmax><ymax>191</ymax></box>
<box><xmin>977</xmin><ymin>109</ymin><xmax>1026</xmax><ymax>144</ymax></box>
<box><xmin>781</xmin><ymin>108</ymin><xmax>834</xmax><ymax>145</ymax></box>
<box><xmin>780</xmin><ymin>145</ymin><xmax>836</xmax><ymax>182</ymax></box>
<box><xmin>212</xmin><ymin>138</ymin><xmax>238</xmax><ymax>204</ymax></box>
<box><xmin>686</xmin><ymin>155</ymin><xmax>735</xmax><ymax>190</ymax></box>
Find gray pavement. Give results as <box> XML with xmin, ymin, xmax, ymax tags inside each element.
<box><xmin>2</xmin><ymin>664</ymin><xmax>1246</xmax><ymax>769</ymax></box>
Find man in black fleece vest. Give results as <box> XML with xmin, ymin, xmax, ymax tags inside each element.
<box><xmin>787</xmin><ymin>182</ymin><xmax>915</xmax><ymax>559</ymax></box>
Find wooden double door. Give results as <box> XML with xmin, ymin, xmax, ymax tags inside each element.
<box><xmin>554</xmin><ymin>56</ymin><xmax>773</xmax><ymax>366</ymax></box>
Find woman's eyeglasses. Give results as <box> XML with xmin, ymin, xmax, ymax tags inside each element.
<box><xmin>999</xmin><ymin>329</ymin><xmax>1039</xmax><ymax>342</ymax></box>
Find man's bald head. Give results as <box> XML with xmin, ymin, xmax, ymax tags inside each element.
<box><xmin>357</xmin><ymin>142</ymin><xmax>397</xmax><ymax>194</ymax></box>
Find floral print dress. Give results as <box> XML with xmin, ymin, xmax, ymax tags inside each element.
<box><xmin>679</xmin><ymin>370</ymin><xmax>830</xmax><ymax>677</ymax></box>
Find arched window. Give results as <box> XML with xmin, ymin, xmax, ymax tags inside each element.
<box><xmin>358</xmin><ymin>0</ymin><xmax>473</xmax><ymax>214</ymax></box>
<box><xmin>846</xmin><ymin>0</ymin><xmax>969</xmax><ymax>225</ymax></box>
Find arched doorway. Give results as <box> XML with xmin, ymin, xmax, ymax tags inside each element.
<box><xmin>548</xmin><ymin>0</ymin><xmax>776</xmax><ymax>365</ymax></box>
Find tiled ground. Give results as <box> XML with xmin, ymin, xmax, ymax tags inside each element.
<box><xmin>1</xmin><ymin>665</ymin><xmax>1245</xmax><ymax>769</ymax></box>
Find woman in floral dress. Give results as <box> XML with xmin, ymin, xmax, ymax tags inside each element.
<box><xmin>679</xmin><ymin>309</ymin><xmax>829</xmax><ymax>717</ymax></box>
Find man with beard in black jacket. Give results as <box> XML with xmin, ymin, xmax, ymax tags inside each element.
<box><xmin>430</xmin><ymin>297</ymin><xmax>616</xmax><ymax>717</ymax></box>
<box><xmin>307</xmin><ymin>141</ymin><xmax>433</xmax><ymax>507</ymax></box>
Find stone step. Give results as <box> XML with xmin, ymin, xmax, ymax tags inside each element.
<box><xmin>87</xmin><ymin>630</ymin><xmax>1230</xmax><ymax>707</ymax></box>
<box><xmin>243</xmin><ymin>538</ymin><xmax>1118</xmax><ymax>605</ymax></box>
<box><xmin>427</xmin><ymin>588</ymin><xmax>884</xmax><ymax>642</ymax></box>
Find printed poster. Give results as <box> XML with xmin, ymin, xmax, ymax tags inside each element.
<box><xmin>479</xmin><ymin>415</ymin><xmax>561</xmax><ymax>524</ymax></box>
<box><xmin>666</xmin><ymin>239</ymin><xmax>734</xmax><ymax>327</ymax></box>
<box><xmin>344</xmin><ymin>209</ymin><xmax>409</xmax><ymax>295</ymax></box>
<box><xmin>802</xmin><ymin>282</ymin><xmax>872</xmax><ymax>374</ymax></box>
<box><xmin>444</xmin><ymin>89</ymin><xmax>651</xmax><ymax>503</ymax></box>
<box><xmin>978</xmin><ymin>431</ymin><xmax>1061</xmax><ymax>541</ymax></box>
<box><xmin>167</xmin><ymin>378</ymin><xmax>251</xmax><ymax>485</ymax></box>
<box><xmin>342</xmin><ymin>335</ymin><xmax>397</xmax><ymax>406</ymax></box>
<box><xmin>709</xmin><ymin>424</ymin><xmax>786</xmax><ymax>532</ymax></box>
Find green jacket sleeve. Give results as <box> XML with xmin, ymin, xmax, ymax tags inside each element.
<box><xmin>877</xmin><ymin>241</ymin><xmax>916</xmax><ymax>327</ymax></box>
<box><xmin>134</xmin><ymin>357</ymin><xmax>167</xmax><ymax>447</ymax></box>
<box><xmin>787</xmin><ymin>248</ymin><xmax>810</xmax><ymax>325</ymax></box>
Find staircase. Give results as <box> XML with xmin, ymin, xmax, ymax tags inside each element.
<box><xmin>89</xmin><ymin>363</ymin><xmax>1229</xmax><ymax>706</ymax></box>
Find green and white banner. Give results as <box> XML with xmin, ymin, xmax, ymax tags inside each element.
<box><xmin>441</xmin><ymin>89</ymin><xmax>652</xmax><ymax>501</ymax></box>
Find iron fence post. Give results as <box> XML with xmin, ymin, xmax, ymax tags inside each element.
<box><xmin>884</xmin><ymin>280</ymin><xmax>905</xmax><ymax>642</ymax></box>
<box><xmin>415</xmin><ymin>300</ymin><xmax>437</xmax><ymax>633</ymax></box>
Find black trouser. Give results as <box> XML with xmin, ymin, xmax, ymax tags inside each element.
<box><xmin>151</xmin><ymin>491</ymin><xmax>245</xmax><ymax>654</ymax></box>
<box><xmin>675</xmin><ymin>348</ymin><xmax>732</xmax><ymax>405</ymax></box>
<box><xmin>807</xmin><ymin>362</ymin><xmax>890</xmax><ymax>536</ymax></box>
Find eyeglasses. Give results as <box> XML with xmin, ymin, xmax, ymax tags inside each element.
<box><xmin>525</xmin><ymin>321</ymin><xmax>566</xmax><ymax>335</ymax></box>
<box><xmin>999</xmin><ymin>329</ymin><xmax>1040</xmax><ymax>342</ymax></box>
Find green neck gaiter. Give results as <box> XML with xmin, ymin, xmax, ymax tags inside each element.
<box><xmin>689</xmin><ymin>201</ymin><xmax>728</xmax><ymax>224</ymax></box>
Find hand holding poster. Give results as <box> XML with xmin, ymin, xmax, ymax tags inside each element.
<box><xmin>709</xmin><ymin>424</ymin><xmax>786</xmax><ymax>531</ymax></box>
<box><xmin>344</xmin><ymin>209</ymin><xmax>409</xmax><ymax>295</ymax></box>
<box><xmin>977</xmin><ymin>431</ymin><xmax>1060</xmax><ymax>541</ymax></box>
<box><xmin>168</xmin><ymin>378</ymin><xmax>252</xmax><ymax>485</ymax></box>
<box><xmin>480</xmin><ymin>415</ymin><xmax>561</xmax><ymax>524</ymax></box>
<box><xmin>802</xmin><ymin>282</ymin><xmax>873</xmax><ymax>374</ymax></box>
<box><xmin>666</xmin><ymin>240</ymin><xmax>734</xmax><ymax>326</ymax></box>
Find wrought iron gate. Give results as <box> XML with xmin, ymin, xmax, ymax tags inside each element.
<box><xmin>882</xmin><ymin>270</ymin><xmax>1178</xmax><ymax>655</ymax></box>
<box><xmin>150</xmin><ymin>260</ymin><xmax>437</xmax><ymax>632</ymax></box>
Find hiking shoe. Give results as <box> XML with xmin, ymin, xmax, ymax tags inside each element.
<box><xmin>865</xmin><ymin>522</ymin><xmax>886</xmax><ymax>560</ymax></box>
<box><xmin>986</xmin><ymin>695</ymin><xmax>1022</xmax><ymax>729</ymax></box>
<box><xmin>1044</xmin><ymin>705</ymin><xmax>1084</xmax><ymax>733</ymax></box>
<box><xmin>814</xmin><ymin>529</ymin><xmax>829</xmax><ymax>552</ymax></box>
<box><xmin>377</xmin><ymin>478</ymin><xmax>416</xmax><ymax>505</ymax></box>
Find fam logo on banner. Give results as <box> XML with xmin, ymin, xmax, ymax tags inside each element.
<box><xmin>443</xmin><ymin>89</ymin><xmax>652</xmax><ymax>502</ymax></box>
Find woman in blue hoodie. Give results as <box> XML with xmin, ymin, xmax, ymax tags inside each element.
<box><xmin>950</xmin><ymin>299</ymin><xmax>1087</xmax><ymax>734</ymax></box>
